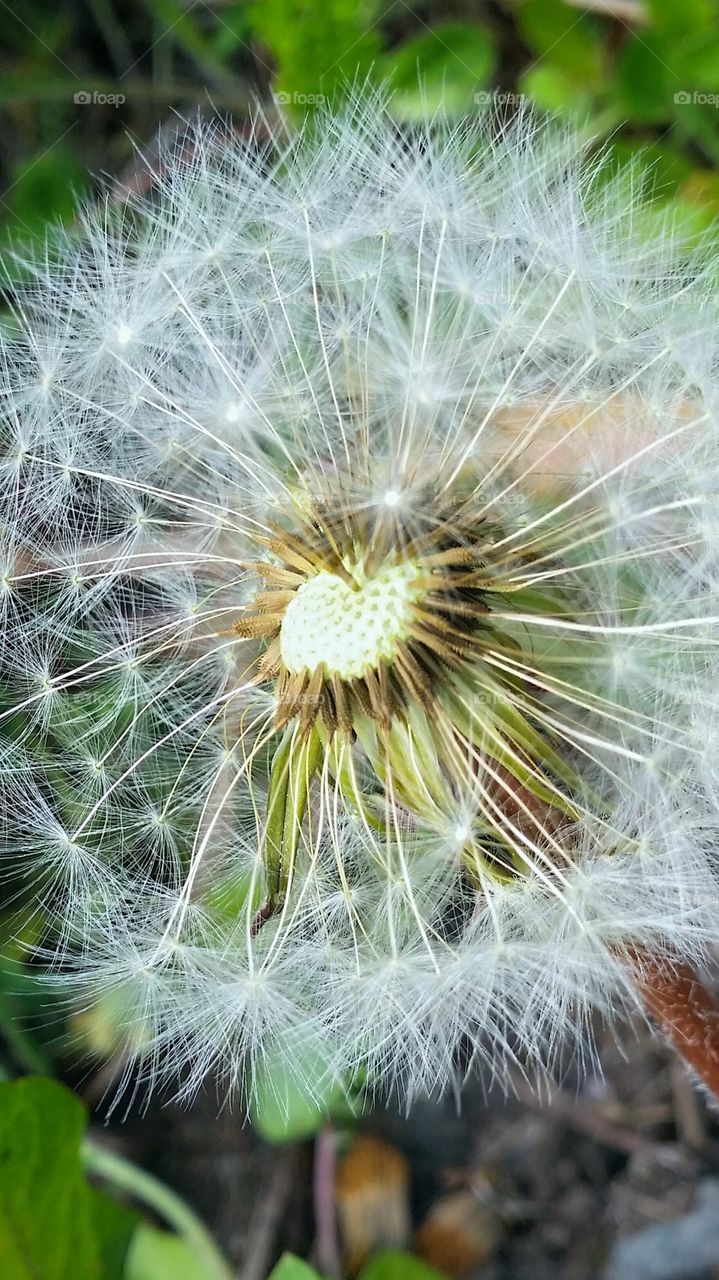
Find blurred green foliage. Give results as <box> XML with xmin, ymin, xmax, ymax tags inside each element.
<box><xmin>250</xmin><ymin>1045</ymin><xmax>363</xmax><ymax>1142</ymax></box>
<box><xmin>0</xmin><ymin>1078</ymin><xmax>238</xmax><ymax>1280</ymax></box>
<box><xmin>269</xmin><ymin>1250</ymin><xmax>446</xmax><ymax>1280</ymax></box>
<box><xmin>247</xmin><ymin>0</ymin><xmax>382</xmax><ymax>99</ymax></box>
<box><xmin>269</xmin><ymin>1259</ymin><xmax>325</xmax><ymax>1280</ymax></box>
<box><xmin>1</xmin><ymin>0</ymin><xmax>719</xmax><ymax>276</ymax></box>
<box><xmin>0</xmin><ymin>1078</ymin><xmax>134</xmax><ymax>1279</ymax></box>
<box><xmin>0</xmin><ymin>1076</ymin><xmax>445</xmax><ymax>1278</ymax></box>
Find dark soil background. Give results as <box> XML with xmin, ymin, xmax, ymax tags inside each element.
<box><xmin>87</xmin><ymin>1009</ymin><xmax>719</xmax><ymax>1279</ymax></box>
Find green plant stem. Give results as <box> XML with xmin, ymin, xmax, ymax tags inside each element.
<box><xmin>82</xmin><ymin>1139</ymin><xmax>235</xmax><ymax>1280</ymax></box>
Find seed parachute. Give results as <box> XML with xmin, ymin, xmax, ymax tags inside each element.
<box><xmin>2</xmin><ymin>94</ymin><xmax>719</xmax><ymax>1107</ymax></box>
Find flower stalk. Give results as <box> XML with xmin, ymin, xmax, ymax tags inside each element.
<box><xmin>83</xmin><ymin>1140</ymin><xmax>235</xmax><ymax>1280</ymax></box>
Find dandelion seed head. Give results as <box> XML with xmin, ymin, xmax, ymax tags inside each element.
<box><xmin>3</xmin><ymin>93</ymin><xmax>719</xmax><ymax>1108</ymax></box>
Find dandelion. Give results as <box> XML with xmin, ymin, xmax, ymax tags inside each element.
<box><xmin>2</xmin><ymin>94</ymin><xmax>719</xmax><ymax>1108</ymax></box>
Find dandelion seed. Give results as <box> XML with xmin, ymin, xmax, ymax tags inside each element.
<box><xmin>2</xmin><ymin>94</ymin><xmax>719</xmax><ymax>1108</ymax></box>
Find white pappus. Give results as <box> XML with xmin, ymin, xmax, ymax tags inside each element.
<box><xmin>1</xmin><ymin>93</ymin><xmax>719</xmax><ymax>1110</ymax></box>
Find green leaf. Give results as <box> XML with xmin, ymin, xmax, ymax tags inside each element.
<box><xmin>667</xmin><ymin>194</ymin><xmax>719</xmax><ymax>240</ymax></box>
<box><xmin>359</xmin><ymin>1251</ymin><xmax>447</xmax><ymax>1280</ymax></box>
<box><xmin>0</xmin><ymin>1077</ymin><xmax>99</xmax><ymax>1280</ymax></box>
<box><xmin>681</xmin><ymin>168</ymin><xmax>719</xmax><ymax>214</ymax></box>
<box><xmin>248</xmin><ymin>0</ymin><xmax>381</xmax><ymax>104</ymax></box>
<box><xmin>676</xmin><ymin>32</ymin><xmax>719</xmax><ymax>89</ymax></box>
<box><xmin>382</xmin><ymin>23</ymin><xmax>495</xmax><ymax>118</ymax></box>
<box><xmin>210</xmin><ymin>2</ymin><xmax>251</xmax><ymax>58</ymax></box>
<box><xmin>625</xmin><ymin>194</ymin><xmax>716</xmax><ymax>251</ymax></box>
<box><xmin>83</xmin><ymin>1142</ymin><xmax>234</xmax><ymax>1280</ymax></box>
<box><xmin>515</xmin><ymin>0</ymin><xmax>604</xmax><ymax>86</ymax></box>
<box><xmin>599</xmin><ymin>139</ymin><xmax>695</xmax><ymax>202</ymax></box>
<box><xmin>645</xmin><ymin>0</ymin><xmax>715</xmax><ymax>36</ymax></box>
<box><xmin>671</xmin><ymin>100</ymin><xmax>719</xmax><ymax>169</ymax></box>
<box><xmin>268</xmin><ymin>1255</ymin><xmax>323</xmax><ymax>1280</ymax></box>
<box><xmin>87</xmin><ymin>1188</ymin><xmax>137</xmax><ymax>1280</ymax></box>
<box><xmin>519</xmin><ymin>64</ymin><xmax>591</xmax><ymax>113</ymax></box>
<box><xmin>0</xmin><ymin>945</ymin><xmax>55</xmax><ymax>1075</ymax></box>
<box><xmin>0</xmin><ymin>146</ymin><xmax>88</xmax><ymax>286</ymax></box>
<box><xmin>203</xmin><ymin>868</ymin><xmax>263</xmax><ymax>928</ymax></box>
<box><xmin>5</xmin><ymin>147</ymin><xmax>87</xmax><ymax>236</ymax></box>
<box><xmin>125</xmin><ymin>1223</ymin><xmax>211</xmax><ymax>1280</ymax></box>
<box><xmin>616</xmin><ymin>34</ymin><xmax>674</xmax><ymax>122</ymax></box>
<box><xmin>250</xmin><ymin>1045</ymin><xmax>361</xmax><ymax>1143</ymax></box>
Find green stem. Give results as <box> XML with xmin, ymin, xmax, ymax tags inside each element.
<box><xmin>82</xmin><ymin>1139</ymin><xmax>234</xmax><ymax>1280</ymax></box>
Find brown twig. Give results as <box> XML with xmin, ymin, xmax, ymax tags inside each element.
<box><xmin>238</xmin><ymin>1147</ymin><xmax>300</xmax><ymax>1280</ymax></box>
<box><xmin>669</xmin><ymin>1059</ymin><xmax>707</xmax><ymax>1152</ymax></box>
<box><xmin>313</xmin><ymin>1128</ymin><xmax>342</xmax><ymax>1279</ymax></box>
<box><xmin>513</xmin><ymin>1076</ymin><xmax>691</xmax><ymax>1170</ymax></box>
